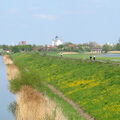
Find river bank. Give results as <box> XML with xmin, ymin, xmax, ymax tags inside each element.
<box><xmin>4</xmin><ymin>55</ymin><xmax>67</xmax><ymax>120</ymax></box>
<box><xmin>0</xmin><ymin>56</ymin><xmax>15</xmax><ymax>120</ymax></box>
<box><xmin>10</xmin><ymin>53</ymin><xmax>120</xmax><ymax>120</ymax></box>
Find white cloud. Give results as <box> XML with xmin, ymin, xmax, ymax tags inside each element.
<box><xmin>8</xmin><ymin>23</ymin><xmax>29</xmax><ymax>29</ymax></box>
<box><xmin>0</xmin><ymin>16</ymin><xmax>7</xmax><ymax>19</ymax></box>
<box><xmin>33</xmin><ymin>14</ymin><xmax>58</xmax><ymax>20</ymax></box>
<box><xmin>91</xmin><ymin>0</ymin><xmax>103</xmax><ymax>3</ymax></box>
<box><xmin>79</xmin><ymin>0</ymin><xmax>106</xmax><ymax>9</ymax></box>
<box><xmin>64</xmin><ymin>10</ymin><xmax>96</xmax><ymax>15</ymax></box>
<box><xmin>90</xmin><ymin>0</ymin><xmax>108</xmax><ymax>7</ymax></box>
<box><xmin>29</xmin><ymin>7</ymin><xmax>40</xmax><ymax>11</ymax></box>
<box><xmin>9</xmin><ymin>8</ymin><xmax>19</xmax><ymax>14</ymax></box>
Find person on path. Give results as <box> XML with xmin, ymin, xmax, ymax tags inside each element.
<box><xmin>90</xmin><ymin>55</ymin><xmax>92</xmax><ymax>61</ymax></box>
<box><xmin>60</xmin><ymin>52</ymin><xmax>63</xmax><ymax>57</ymax></box>
<box><xmin>93</xmin><ymin>56</ymin><xmax>96</xmax><ymax>61</ymax></box>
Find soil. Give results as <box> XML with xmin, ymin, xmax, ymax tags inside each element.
<box><xmin>108</xmin><ymin>51</ymin><xmax>120</xmax><ymax>54</ymax></box>
<box><xmin>48</xmin><ymin>84</ymin><xmax>94</xmax><ymax>120</ymax></box>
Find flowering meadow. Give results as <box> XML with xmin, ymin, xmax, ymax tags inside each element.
<box><xmin>11</xmin><ymin>53</ymin><xmax>120</xmax><ymax>120</ymax></box>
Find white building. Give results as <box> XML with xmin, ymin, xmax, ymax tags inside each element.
<box><xmin>52</xmin><ymin>36</ymin><xmax>62</xmax><ymax>47</ymax></box>
<box><xmin>106</xmin><ymin>42</ymin><xmax>114</xmax><ymax>46</ymax></box>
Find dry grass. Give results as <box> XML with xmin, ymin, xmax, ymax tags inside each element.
<box><xmin>16</xmin><ymin>86</ymin><xmax>67</xmax><ymax>120</ymax></box>
<box><xmin>3</xmin><ymin>55</ymin><xmax>13</xmax><ymax>64</ymax></box>
<box><xmin>6</xmin><ymin>64</ymin><xmax>19</xmax><ymax>81</ymax></box>
<box><xmin>4</xmin><ymin>55</ymin><xmax>67</xmax><ymax>120</ymax></box>
<box><xmin>108</xmin><ymin>51</ymin><xmax>120</xmax><ymax>54</ymax></box>
<box><xmin>3</xmin><ymin>55</ymin><xmax>19</xmax><ymax>81</ymax></box>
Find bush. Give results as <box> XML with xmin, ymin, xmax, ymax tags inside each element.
<box><xmin>10</xmin><ymin>69</ymin><xmax>43</xmax><ymax>93</ymax></box>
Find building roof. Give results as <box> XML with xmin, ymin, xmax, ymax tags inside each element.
<box><xmin>91</xmin><ymin>48</ymin><xmax>102</xmax><ymax>51</ymax></box>
<box><xmin>68</xmin><ymin>44</ymin><xmax>76</xmax><ymax>47</ymax></box>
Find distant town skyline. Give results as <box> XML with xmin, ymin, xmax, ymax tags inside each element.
<box><xmin>0</xmin><ymin>0</ymin><xmax>120</xmax><ymax>45</ymax></box>
<box><xmin>1</xmin><ymin>39</ymin><xmax>116</xmax><ymax>46</ymax></box>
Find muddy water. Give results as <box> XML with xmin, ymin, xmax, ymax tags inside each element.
<box><xmin>0</xmin><ymin>56</ymin><xmax>15</xmax><ymax>120</ymax></box>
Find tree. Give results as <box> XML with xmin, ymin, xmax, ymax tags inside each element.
<box><xmin>102</xmin><ymin>44</ymin><xmax>110</xmax><ymax>53</ymax></box>
<box><xmin>11</xmin><ymin>46</ymin><xmax>20</xmax><ymax>53</ymax></box>
<box><xmin>88</xmin><ymin>41</ymin><xmax>97</xmax><ymax>49</ymax></box>
<box><xmin>77</xmin><ymin>44</ymin><xmax>84</xmax><ymax>51</ymax></box>
<box><xmin>115</xmin><ymin>43</ymin><xmax>120</xmax><ymax>50</ymax></box>
<box><xmin>2</xmin><ymin>45</ymin><xmax>8</xmax><ymax>50</ymax></box>
<box><xmin>58</xmin><ymin>45</ymin><xmax>64</xmax><ymax>51</ymax></box>
<box><xmin>118</xmin><ymin>38</ymin><xmax>120</xmax><ymax>43</ymax></box>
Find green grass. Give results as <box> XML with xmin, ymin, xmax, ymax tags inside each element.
<box><xmin>10</xmin><ymin>53</ymin><xmax>120</xmax><ymax>120</ymax></box>
<box><xmin>42</xmin><ymin>85</ymin><xmax>85</xmax><ymax>120</ymax></box>
<box><xmin>10</xmin><ymin>53</ymin><xmax>84</xmax><ymax>120</ymax></box>
<box><xmin>10</xmin><ymin>69</ymin><xmax>43</xmax><ymax>93</ymax></box>
<box><xmin>39</xmin><ymin>51</ymin><xmax>120</xmax><ymax>62</ymax></box>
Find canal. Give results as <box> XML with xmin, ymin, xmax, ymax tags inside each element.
<box><xmin>97</xmin><ymin>53</ymin><xmax>120</xmax><ymax>57</ymax></box>
<box><xmin>0</xmin><ymin>56</ymin><xmax>15</xmax><ymax>120</ymax></box>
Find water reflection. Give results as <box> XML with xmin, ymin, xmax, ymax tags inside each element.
<box><xmin>9</xmin><ymin>101</ymin><xmax>17</xmax><ymax>118</ymax></box>
<box><xmin>0</xmin><ymin>56</ymin><xmax>15</xmax><ymax>120</ymax></box>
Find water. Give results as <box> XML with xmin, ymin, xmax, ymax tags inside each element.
<box><xmin>97</xmin><ymin>53</ymin><xmax>120</xmax><ymax>57</ymax></box>
<box><xmin>0</xmin><ymin>56</ymin><xmax>15</xmax><ymax>120</ymax></box>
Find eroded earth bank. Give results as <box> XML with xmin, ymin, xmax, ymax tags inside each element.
<box><xmin>4</xmin><ymin>55</ymin><xmax>67</xmax><ymax>120</ymax></box>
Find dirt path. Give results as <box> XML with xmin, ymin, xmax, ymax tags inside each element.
<box><xmin>48</xmin><ymin>84</ymin><xmax>94</xmax><ymax>120</ymax></box>
<box><xmin>64</xmin><ymin>57</ymin><xmax>120</xmax><ymax>65</ymax></box>
<box><xmin>96</xmin><ymin>60</ymin><xmax>120</xmax><ymax>65</ymax></box>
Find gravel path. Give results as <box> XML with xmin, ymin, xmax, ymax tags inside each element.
<box><xmin>48</xmin><ymin>84</ymin><xmax>95</xmax><ymax>120</ymax></box>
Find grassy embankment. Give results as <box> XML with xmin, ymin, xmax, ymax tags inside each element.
<box><xmin>4</xmin><ymin>55</ymin><xmax>69</xmax><ymax>120</ymax></box>
<box><xmin>10</xmin><ymin>53</ymin><xmax>84</xmax><ymax>120</ymax></box>
<box><xmin>10</xmin><ymin>53</ymin><xmax>120</xmax><ymax>120</ymax></box>
<box><xmin>40</xmin><ymin>51</ymin><xmax>120</xmax><ymax>62</ymax></box>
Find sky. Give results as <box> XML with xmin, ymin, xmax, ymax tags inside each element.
<box><xmin>0</xmin><ymin>0</ymin><xmax>120</xmax><ymax>45</ymax></box>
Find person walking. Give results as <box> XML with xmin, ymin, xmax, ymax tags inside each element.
<box><xmin>93</xmin><ymin>56</ymin><xmax>96</xmax><ymax>61</ymax></box>
<box><xmin>90</xmin><ymin>55</ymin><xmax>92</xmax><ymax>61</ymax></box>
<box><xmin>60</xmin><ymin>52</ymin><xmax>63</xmax><ymax>57</ymax></box>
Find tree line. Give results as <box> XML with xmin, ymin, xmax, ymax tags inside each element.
<box><xmin>0</xmin><ymin>41</ymin><xmax>120</xmax><ymax>53</ymax></box>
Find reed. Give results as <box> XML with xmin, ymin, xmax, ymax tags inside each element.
<box><xmin>4</xmin><ymin>54</ymin><xmax>67</xmax><ymax>120</ymax></box>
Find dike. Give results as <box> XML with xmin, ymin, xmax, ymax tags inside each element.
<box><xmin>4</xmin><ymin>55</ymin><xmax>67</xmax><ymax>120</ymax></box>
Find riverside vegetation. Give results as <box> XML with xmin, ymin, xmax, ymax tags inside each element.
<box><xmin>4</xmin><ymin>55</ymin><xmax>69</xmax><ymax>120</ymax></box>
<box><xmin>10</xmin><ymin>53</ymin><xmax>120</xmax><ymax>120</ymax></box>
<box><xmin>9</xmin><ymin>54</ymin><xmax>84</xmax><ymax>120</ymax></box>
